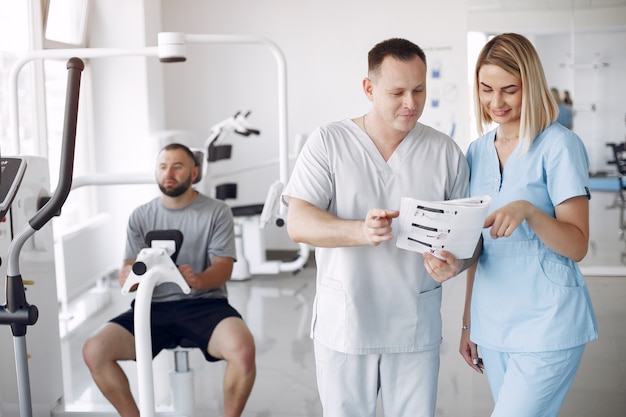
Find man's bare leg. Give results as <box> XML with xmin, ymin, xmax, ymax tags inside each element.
<box><xmin>83</xmin><ymin>322</ymin><xmax>140</xmax><ymax>417</ymax></box>
<box><xmin>209</xmin><ymin>317</ymin><xmax>256</xmax><ymax>417</ymax></box>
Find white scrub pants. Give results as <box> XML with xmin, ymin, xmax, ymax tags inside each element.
<box><xmin>481</xmin><ymin>345</ymin><xmax>585</xmax><ymax>417</ymax></box>
<box><xmin>314</xmin><ymin>340</ymin><xmax>439</xmax><ymax>417</ymax></box>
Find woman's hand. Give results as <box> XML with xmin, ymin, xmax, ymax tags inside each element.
<box><xmin>483</xmin><ymin>200</ymin><xmax>529</xmax><ymax>239</ymax></box>
<box><xmin>459</xmin><ymin>328</ymin><xmax>483</xmax><ymax>374</ymax></box>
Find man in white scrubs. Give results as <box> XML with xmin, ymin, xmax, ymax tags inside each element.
<box><xmin>282</xmin><ymin>38</ymin><xmax>477</xmax><ymax>417</ymax></box>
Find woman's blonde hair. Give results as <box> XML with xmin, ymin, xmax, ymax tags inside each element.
<box><xmin>474</xmin><ymin>33</ymin><xmax>558</xmax><ymax>151</ymax></box>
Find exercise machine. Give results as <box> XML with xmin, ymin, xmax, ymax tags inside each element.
<box><xmin>0</xmin><ymin>57</ymin><xmax>84</xmax><ymax>417</ymax></box>
<box><xmin>7</xmin><ymin>31</ymin><xmax>308</xmax><ymax>284</ymax></box>
<box><xmin>204</xmin><ymin>111</ymin><xmax>260</xmax><ymax>163</ymax></box>
<box><xmin>0</xmin><ymin>57</ymin><xmax>199</xmax><ymax>417</ymax></box>
<box><xmin>202</xmin><ymin>112</ymin><xmax>310</xmax><ymax>280</ymax></box>
<box><xmin>0</xmin><ymin>31</ymin><xmax>306</xmax><ymax>417</ymax></box>
<box><xmin>122</xmin><ymin>230</ymin><xmax>194</xmax><ymax>417</ymax></box>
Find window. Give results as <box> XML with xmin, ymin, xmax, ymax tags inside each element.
<box><xmin>0</xmin><ymin>0</ymin><xmax>33</xmax><ymax>156</ymax></box>
<box><xmin>0</xmin><ymin>0</ymin><xmax>95</xmax><ymax>230</ymax></box>
<box><xmin>45</xmin><ymin>0</ymin><xmax>89</xmax><ymax>47</ymax></box>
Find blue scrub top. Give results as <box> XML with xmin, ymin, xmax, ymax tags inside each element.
<box><xmin>467</xmin><ymin>123</ymin><xmax>598</xmax><ymax>352</ymax></box>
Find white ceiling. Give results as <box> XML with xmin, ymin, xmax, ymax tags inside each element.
<box><xmin>468</xmin><ymin>0</ymin><xmax>626</xmax><ymax>11</ymax></box>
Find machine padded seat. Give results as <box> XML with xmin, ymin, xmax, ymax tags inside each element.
<box><xmin>231</xmin><ymin>203</ymin><xmax>265</xmax><ymax>217</ymax></box>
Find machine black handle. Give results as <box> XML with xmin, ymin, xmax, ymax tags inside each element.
<box><xmin>132</xmin><ymin>262</ymin><xmax>148</xmax><ymax>276</ymax></box>
<box><xmin>30</xmin><ymin>57</ymin><xmax>84</xmax><ymax>231</ymax></box>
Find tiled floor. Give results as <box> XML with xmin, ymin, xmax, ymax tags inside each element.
<box><xmin>25</xmin><ymin>189</ymin><xmax>626</xmax><ymax>416</ymax></box>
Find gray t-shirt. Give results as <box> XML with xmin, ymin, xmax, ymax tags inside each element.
<box><xmin>124</xmin><ymin>192</ymin><xmax>236</xmax><ymax>302</ymax></box>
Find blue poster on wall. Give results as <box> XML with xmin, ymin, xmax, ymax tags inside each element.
<box><xmin>422</xmin><ymin>45</ymin><xmax>460</xmax><ymax>140</ymax></box>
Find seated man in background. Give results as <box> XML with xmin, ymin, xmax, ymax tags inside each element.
<box><xmin>83</xmin><ymin>143</ymin><xmax>256</xmax><ymax>417</ymax></box>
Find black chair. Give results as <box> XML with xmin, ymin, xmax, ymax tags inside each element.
<box><xmin>606</xmin><ymin>142</ymin><xmax>626</xmax><ymax>201</ymax></box>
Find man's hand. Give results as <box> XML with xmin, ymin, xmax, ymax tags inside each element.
<box><xmin>178</xmin><ymin>264</ymin><xmax>198</xmax><ymax>290</ymax></box>
<box><xmin>422</xmin><ymin>250</ymin><xmax>461</xmax><ymax>283</ymax></box>
<box><xmin>363</xmin><ymin>209</ymin><xmax>400</xmax><ymax>246</ymax></box>
<box><xmin>118</xmin><ymin>264</ymin><xmax>138</xmax><ymax>292</ymax></box>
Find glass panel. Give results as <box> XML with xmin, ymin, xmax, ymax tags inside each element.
<box><xmin>45</xmin><ymin>0</ymin><xmax>89</xmax><ymax>46</ymax></box>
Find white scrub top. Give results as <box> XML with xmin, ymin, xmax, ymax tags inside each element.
<box><xmin>467</xmin><ymin>123</ymin><xmax>598</xmax><ymax>352</ymax></box>
<box><xmin>282</xmin><ymin>119</ymin><xmax>469</xmax><ymax>354</ymax></box>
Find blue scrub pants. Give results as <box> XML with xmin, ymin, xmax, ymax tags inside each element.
<box><xmin>314</xmin><ymin>340</ymin><xmax>440</xmax><ymax>417</ymax></box>
<box><xmin>481</xmin><ymin>345</ymin><xmax>585</xmax><ymax>417</ymax></box>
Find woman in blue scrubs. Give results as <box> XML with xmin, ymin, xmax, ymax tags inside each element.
<box><xmin>459</xmin><ymin>33</ymin><xmax>598</xmax><ymax>417</ymax></box>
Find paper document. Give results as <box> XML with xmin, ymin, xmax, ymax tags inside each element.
<box><xmin>396</xmin><ymin>195</ymin><xmax>491</xmax><ymax>260</ymax></box>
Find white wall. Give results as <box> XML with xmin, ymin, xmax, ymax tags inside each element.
<box><xmin>469</xmin><ymin>6</ymin><xmax>626</xmax><ymax>34</ymax></box>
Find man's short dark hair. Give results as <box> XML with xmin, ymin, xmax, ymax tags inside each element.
<box><xmin>368</xmin><ymin>38</ymin><xmax>427</xmax><ymax>79</ymax></box>
<box><xmin>160</xmin><ymin>143</ymin><xmax>198</xmax><ymax>166</ymax></box>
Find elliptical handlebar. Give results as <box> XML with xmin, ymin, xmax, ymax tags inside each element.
<box><xmin>29</xmin><ymin>57</ymin><xmax>84</xmax><ymax>231</ymax></box>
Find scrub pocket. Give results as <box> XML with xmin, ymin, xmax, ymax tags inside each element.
<box><xmin>539</xmin><ymin>252</ymin><xmax>581</xmax><ymax>288</ymax></box>
<box><xmin>312</xmin><ymin>276</ymin><xmax>346</xmax><ymax>349</ymax></box>
<box><xmin>411</xmin><ymin>285</ymin><xmax>443</xmax><ymax>348</ymax></box>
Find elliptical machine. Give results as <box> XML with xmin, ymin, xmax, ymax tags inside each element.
<box><xmin>0</xmin><ymin>58</ymin><xmax>198</xmax><ymax>417</ymax></box>
<box><xmin>0</xmin><ymin>57</ymin><xmax>84</xmax><ymax>417</ymax></box>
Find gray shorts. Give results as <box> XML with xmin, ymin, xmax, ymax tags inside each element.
<box><xmin>110</xmin><ymin>297</ymin><xmax>242</xmax><ymax>362</ymax></box>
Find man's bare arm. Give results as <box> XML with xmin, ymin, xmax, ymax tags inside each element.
<box><xmin>286</xmin><ymin>197</ymin><xmax>399</xmax><ymax>248</ymax></box>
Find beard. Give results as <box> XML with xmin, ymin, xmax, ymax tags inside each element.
<box><xmin>158</xmin><ymin>175</ymin><xmax>193</xmax><ymax>197</ymax></box>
